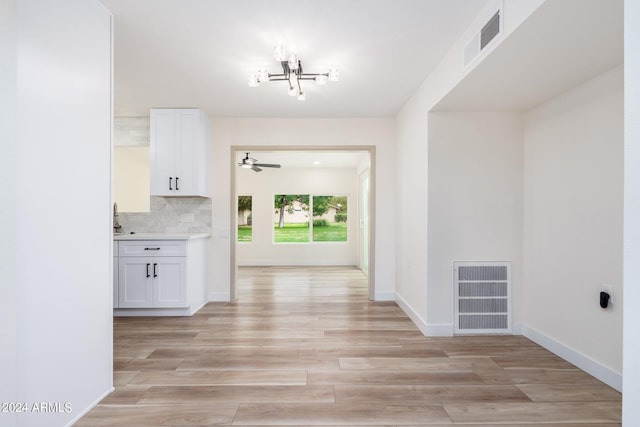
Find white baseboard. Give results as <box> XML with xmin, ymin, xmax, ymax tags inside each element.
<box><xmin>425</xmin><ymin>323</ymin><xmax>454</xmax><ymax>337</ymax></box>
<box><xmin>395</xmin><ymin>293</ymin><xmax>429</xmax><ymax>336</ymax></box>
<box><xmin>395</xmin><ymin>293</ymin><xmax>455</xmax><ymax>337</ymax></box>
<box><xmin>374</xmin><ymin>291</ymin><xmax>395</xmax><ymax>301</ymax></box>
<box><xmin>522</xmin><ymin>325</ymin><xmax>622</xmax><ymax>391</ymax></box>
<box><xmin>208</xmin><ymin>292</ymin><xmax>230</xmax><ymax>302</ymax></box>
<box><xmin>65</xmin><ymin>387</ymin><xmax>113</xmax><ymax>427</ymax></box>
<box><xmin>191</xmin><ymin>300</ymin><xmax>208</xmax><ymax>314</ymax></box>
<box><xmin>114</xmin><ymin>304</ymin><xmax>203</xmax><ymax>316</ymax></box>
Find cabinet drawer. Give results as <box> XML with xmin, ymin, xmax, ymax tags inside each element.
<box><xmin>118</xmin><ymin>240</ymin><xmax>186</xmax><ymax>257</ymax></box>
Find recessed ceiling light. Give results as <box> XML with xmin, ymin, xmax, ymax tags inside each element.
<box><xmin>313</xmin><ymin>161</ymin><xmax>320</xmax><ymax>165</ymax></box>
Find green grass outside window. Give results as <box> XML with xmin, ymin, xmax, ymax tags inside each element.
<box><xmin>273</xmin><ymin>222</ymin><xmax>347</xmax><ymax>243</ymax></box>
<box><xmin>237</xmin><ymin>226</ymin><xmax>252</xmax><ymax>242</ymax></box>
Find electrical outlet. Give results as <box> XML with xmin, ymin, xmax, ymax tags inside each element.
<box><xmin>601</xmin><ymin>284</ymin><xmax>613</xmax><ymax>305</ymax></box>
<box><xmin>597</xmin><ymin>283</ymin><xmax>614</xmax><ymax>311</ymax></box>
<box><xmin>181</xmin><ymin>213</ymin><xmax>195</xmax><ymax>223</ymax></box>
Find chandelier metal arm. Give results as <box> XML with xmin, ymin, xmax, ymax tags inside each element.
<box><xmin>297</xmin><ymin>74</ymin><xmax>328</xmax><ymax>80</ymax></box>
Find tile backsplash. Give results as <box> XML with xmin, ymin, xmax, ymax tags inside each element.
<box><xmin>115</xmin><ymin>117</ymin><xmax>150</xmax><ymax>146</ymax></box>
<box><xmin>117</xmin><ymin>196</ymin><xmax>212</xmax><ymax>234</ymax></box>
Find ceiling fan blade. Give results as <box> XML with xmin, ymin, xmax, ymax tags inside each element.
<box><xmin>251</xmin><ymin>165</ymin><xmax>263</xmax><ymax>172</ymax></box>
<box><xmin>253</xmin><ymin>163</ymin><xmax>281</xmax><ymax>168</ymax></box>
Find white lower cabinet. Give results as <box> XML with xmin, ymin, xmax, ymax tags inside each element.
<box><xmin>114</xmin><ymin>238</ymin><xmax>208</xmax><ymax>316</ymax></box>
<box><xmin>113</xmin><ymin>242</ymin><xmax>119</xmax><ymax>308</ymax></box>
<box><xmin>153</xmin><ymin>257</ymin><xmax>187</xmax><ymax>307</ymax></box>
<box><xmin>118</xmin><ymin>256</ymin><xmax>186</xmax><ymax>308</ymax></box>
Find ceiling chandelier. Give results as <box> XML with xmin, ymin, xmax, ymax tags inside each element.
<box><xmin>247</xmin><ymin>45</ymin><xmax>339</xmax><ymax>101</ymax></box>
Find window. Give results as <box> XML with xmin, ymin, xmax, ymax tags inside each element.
<box><xmin>274</xmin><ymin>194</ymin><xmax>310</xmax><ymax>243</ymax></box>
<box><xmin>312</xmin><ymin>195</ymin><xmax>347</xmax><ymax>242</ymax></box>
<box><xmin>237</xmin><ymin>195</ymin><xmax>252</xmax><ymax>242</ymax></box>
<box><xmin>273</xmin><ymin>194</ymin><xmax>347</xmax><ymax>243</ymax></box>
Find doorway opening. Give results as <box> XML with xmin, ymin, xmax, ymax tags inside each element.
<box><xmin>230</xmin><ymin>146</ymin><xmax>375</xmax><ymax>301</ymax></box>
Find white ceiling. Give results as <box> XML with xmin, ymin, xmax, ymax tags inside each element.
<box><xmin>100</xmin><ymin>0</ymin><xmax>489</xmax><ymax>117</ymax></box>
<box><xmin>434</xmin><ymin>0</ymin><xmax>623</xmax><ymax>112</ymax></box>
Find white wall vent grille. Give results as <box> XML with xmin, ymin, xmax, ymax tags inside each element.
<box><xmin>480</xmin><ymin>10</ymin><xmax>501</xmax><ymax>49</ymax></box>
<box><xmin>454</xmin><ymin>261</ymin><xmax>511</xmax><ymax>334</ymax></box>
<box><xmin>463</xmin><ymin>6</ymin><xmax>503</xmax><ymax>67</ymax></box>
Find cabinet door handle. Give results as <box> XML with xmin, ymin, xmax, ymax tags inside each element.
<box><xmin>175</xmin><ymin>177</ymin><xmax>179</xmax><ymax>191</ymax></box>
<box><xmin>169</xmin><ymin>177</ymin><xmax>173</xmax><ymax>190</ymax></box>
<box><xmin>153</xmin><ymin>263</ymin><xmax>158</xmax><ymax>278</ymax></box>
<box><xmin>144</xmin><ymin>247</ymin><xmax>161</xmax><ymax>251</ymax></box>
<box><xmin>146</xmin><ymin>263</ymin><xmax>150</xmax><ymax>278</ymax></box>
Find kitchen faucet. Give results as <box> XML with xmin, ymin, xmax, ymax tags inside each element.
<box><xmin>113</xmin><ymin>202</ymin><xmax>122</xmax><ymax>233</ymax></box>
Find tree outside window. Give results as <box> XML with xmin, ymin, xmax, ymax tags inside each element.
<box><xmin>237</xmin><ymin>195</ymin><xmax>252</xmax><ymax>242</ymax></box>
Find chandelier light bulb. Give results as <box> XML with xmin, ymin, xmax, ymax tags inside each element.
<box><xmin>288</xmin><ymin>54</ymin><xmax>298</xmax><ymax>71</ymax></box>
<box><xmin>247</xmin><ymin>74</ymin><xmax>259</xmax><ymax>87</ymax></box>
<box><xmin>288</xmin><ymin>85</ymin><xmax>297</xmax><ymax>97</ymax></box>
<box><xmin>297</xmin><ymin>91</ymin><xmax>306</xmax><ymax>101</ymax></box>
<box><xmin>257</xmin><ymin>69</ymin><xmax>269</xmax><ymax>82</ymax></box>
<box><xmin>273</xmin><ymin>45</ymin><xmax>285</xmax><ymax>62</ymax></box>
<box><xmin>328</xmin><ymin>69</ymin><xmax>339</xmax><ymax>82</ymax></box>
<box><xmin>315</xmin><ymin>75</ymin><xmax>328</xmax><ymax>85</ymax></box>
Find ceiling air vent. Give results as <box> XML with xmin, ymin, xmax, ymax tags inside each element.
<box><xmin>464</xmin><ymin>8</ymin><xmax>502</xmax><ymax>67</ymax></box>
<box><xmin>481</xmin><ymin>10</ymin><xmax>500</xmax><ymax>50</ymax></box>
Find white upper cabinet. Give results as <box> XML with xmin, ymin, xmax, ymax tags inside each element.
<box><xmin>150</xmin><ymin>108</ymin><xmax>211</xmax><ymax>197</ymax></box>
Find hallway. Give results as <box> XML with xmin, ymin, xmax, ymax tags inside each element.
<box><xmin>78</xmin><ymin>266</ymin><xmax>621</xmax><ymax>425</ymax></box>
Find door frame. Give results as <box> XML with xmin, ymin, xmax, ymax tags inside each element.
<box><xmin>229</xmin><ymin>145</ymin><xmax>376</xmax><ymax>301</ymax></box>
<box><xmin>358</xmin><ymin>169</ymin><xmax>371</xmax><ymax>279</ymax></box>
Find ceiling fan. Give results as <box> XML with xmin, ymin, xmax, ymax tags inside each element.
<box><xmin>238</xmin><ymin>152</ymin><xmax>281</xmax><ymax>172</ymax></box>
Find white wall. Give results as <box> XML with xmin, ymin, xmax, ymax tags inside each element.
<box><xmin>624</xmin><ymin>0</ymin><xmax>640</xmax><ymax>421</ymax></box>
<box><xmin>523</xmin><ymin>66</ymin><xmax>623</xmax><ymax>388</ymax></box>
<box><xmin>427</xmin><ymin>113</ymin><xmax>523</xmax><ymax>335</ymax></box>
<box><xmin>396</xmin><ymin>0</ymin><xmax>624</xmax><ymax>393</ymax></box>
<box><xmin>395</xmin><ymin>0</ymin><xmax>544</xmax><ymax>331</ymax></box>
<box><xmin>237</xmin><ymin>167</ymin><xmax>358</xmax><ymax>266</ymax></box>
<box><xmin>114</xmin><ymin>146</ymin><xmax>150</xmax><ymax>212</ymax></box>
<box><xmin>113</xmin><ymin>116</ymin><xmax>151</xmax><ymax>213</ymax></box>
<box><xmin>210</xmin><ymin>118</ymin><xmax>396</xmax><ymax>301</ymax></box>
<box><xmin>0</xmin><ymin>2</ymin><xmax>18</xmax><ymax>424</ymax></box>
<box><xmin>395</xmin><ymin>94</ymin><xmax>431</xmax><ymax>329</ymax></box>
<box><xmin>14</xmin><ymin>1</ymin><xmax>113</xmax><ymax>425</ymax></box>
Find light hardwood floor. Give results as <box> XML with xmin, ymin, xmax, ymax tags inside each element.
<box><xmin>77</xmin><ymin>266</ymin><xmax>621</xmax><ymax>426</ymax></box>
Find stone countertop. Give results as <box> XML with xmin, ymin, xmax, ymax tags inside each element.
<box><xmin>113</xmin><ymin>232</ymin><xmax>210</xmax><ymax>241</ymax></box>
